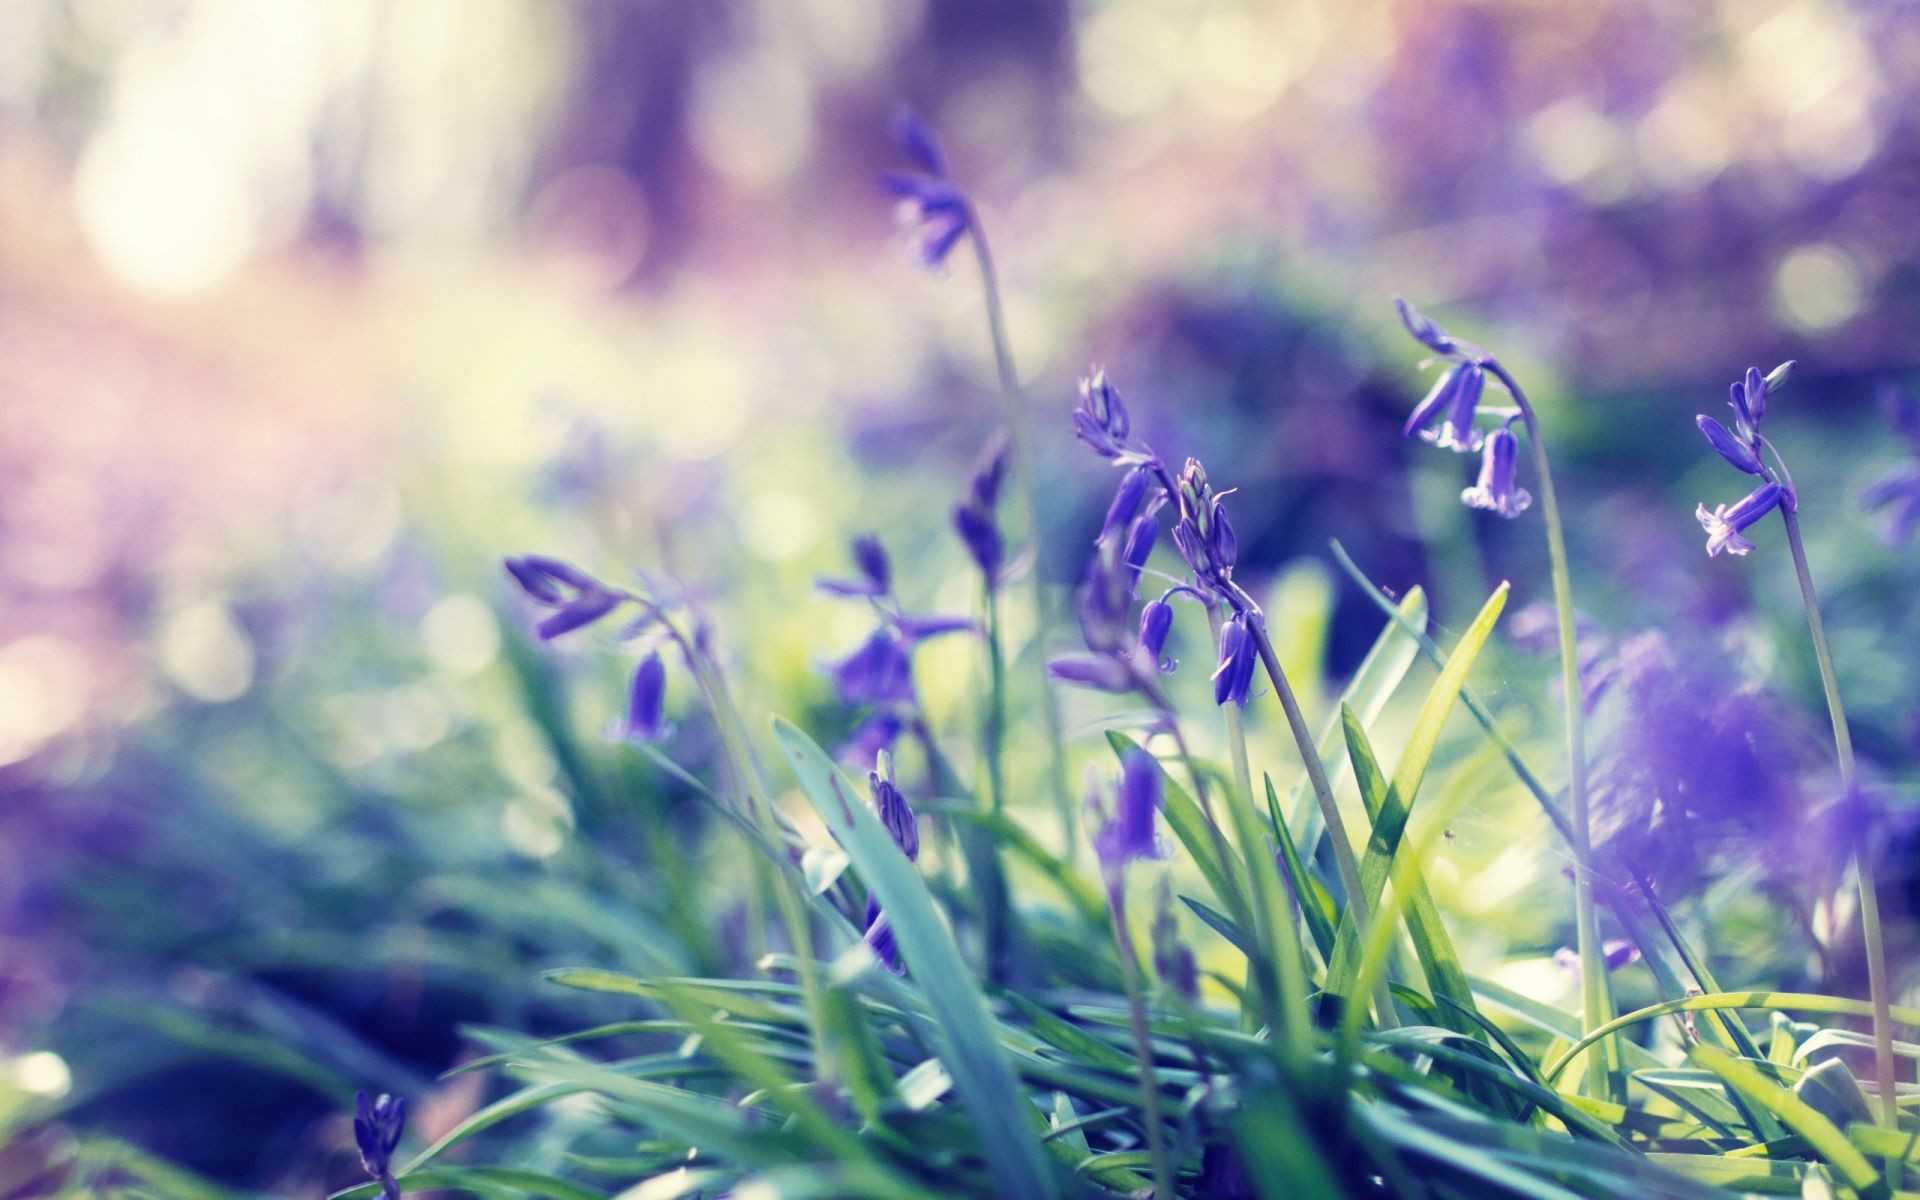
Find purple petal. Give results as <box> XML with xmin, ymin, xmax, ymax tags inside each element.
<box><xmin>535</xmin><ymin>590</ymin><xmax>621</xmax><ymax>640</ymax></box>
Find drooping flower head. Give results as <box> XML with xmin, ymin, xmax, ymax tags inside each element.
<box><xmin>1461</xmin><ymin>423</ymin><xmax>1532</xmax><ymax>518</ymax></box>
<box><xmin>1137</xmin><ymin>597</ymin><xmax>1175</xmax><ymax>674</ymax></box>
<box><xmin>1093</xmin><ymin>748</ymin><xmax>1166</xmax><ymax>877</ymax></box>
<box><xmin>952</xmin><ymin>437</ymin><xmax>1009</xmax><ymax>584</ymax></box>
<box><xmin>1212</xmin><ymin>613</ymin><xmax>1258</xmax><ymax>708</ymax></box>
<box><xmin>1170</xmin><ymin>458</ymin><xmax>1240</xmax><ymax>597</ymax></box>
<box><xmin>877</xmin><ymin>110</ymin><xmax>970</xmax><ymax>270</ymax></box>
<box><xmin>616</xmin><ymin>651</ymin><xmax>670</xmax><ymax>742</ymax></box>
<box><xmin>503</xmin><ymin>554</ymin><xmax>627</xmax><ymax>641</ymax></box>
<box><xmin>1696</xmin><ymin>482</ymin><xmax>1788</xmax><ymax>557</ymax></box>
<box><xmin>818</xmin><ymin>535</ymin><xmax>893</xmax><ymax>598</ymax></box>
<box><xmin>828</xmin><ymin>629</ymin><xmax>917</xmax><ymax>706</ymax></box>
<box><xmin>1048</xmin><ymin>543</ymin><xmax>1143</xmax><ymax>693</ymax></box>
<box><xmin>1406</xmin><ymin>362</ymin><xmax>1487</xmax><ymax>453</ymax></box>
<box><xmin>1075</xmin><ymin>368</ymin><xmax>1135</xmax><ymax>460</ymax></box>
<box><xmin>354</xmin><ymin>1091</ymin><xmax>406</xmax><ymax>1195</ymax></box>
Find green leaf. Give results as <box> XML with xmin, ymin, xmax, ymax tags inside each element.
<box><xmin>1692</xmin><ymin>1044</ymin><xmax>1888</xmax><ymax>1199</ymax></box>
<box><xmin>774</xmin><ymin>718</ymin><xmax>1059</xmax><ymax>1200</ymax></box>
<box><xmin>1179</xmin><ymin>895</ymin><xmax>1253</xmax><ymax>956</ymax></box>
<box><xmin>1267</xmin><ymin>774</ymin><xmax>1337</xmax><ymax>964</ymax></box>
<box><xmin>1005</xmin><ymin>993</ymin><xmax>1136</xmax><ymax>1074</ymax></box>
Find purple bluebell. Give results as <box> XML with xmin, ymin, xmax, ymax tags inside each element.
<box><xmin>1696</xmin><ymin>482</ymin><xmax>1788</xmax><ymax>557</ymax></box>
<box><xmin>354</xmin><ymin>1091</ymin><xmax>405</xmax><ymax>1200</ymax></box>
<box><xmin>1170</xmin><ymin>458</ymin><xmax>1242</xmax><ymax>597</ymax></box>
<box><xmin>504</xmin><ymin>554</ymin><xmax>626</xmax><ymax>641</ymax></box>
<box><xmin>818</xmin><ymin>535</ymin><xmax>893</xmax><ymax>598</ymax></box>
<box><xmin>1046</xmin><ymin>652</ymin><xmax>1136</xmax><ymax>694</ymax></box>
<box><xmin>895</xmin><ymin>614</ymin><xmax>976</xmax><ymax>641</ymax></box>
<box><xmin>840</xmin><ymin>711</ymin><xmax>904</xmax><ymax>768</ymax></box>
<box><xmin>1410</xmin><ymin>363</ymin><xmax>1486</xmax><ymax>452</ymax></box>
<box><xmin>878</xmin><ymin>111</ymin><xmax>969</xmax><ymax>270</ymax></box>
<box><xmin>863</xmin><ymin>894</ymin><xmax>903</xmax><ymax>975</ymax></box>
<box><xmin>870</xmin><ymin>755</ymin><xmax>919</xmax><ymax>862</ymax></box>
<box><xmin>1099</xmin><ymin>465</ymin><xmax>1155</xmax><ymax>544</ymax></box>
<box><xmin>1151</xmin><ymin>877</ymin><xmax>1199</xmax><ymax>1004</ymax></box>
<box><xmin>1137</xmin><ymin>598</ymin><xmax>1175</xmax><ymax>673</ymax></box>
<box><xmin>1212</xmin><ymin>614</ymin><xmax>1258</xmax><ymax>708</ymax></box>
<box><xmin>1862</xmin><ymin>385</ymin><xmax>1920</xmax><ymax>544</ymax></box>
<box><xmin>953</xmin><ymin>438</ymin><xmax>1009</xmax><ymax>583</ymax></box>
<box><xmin>1395</xmin><ymin>297</ymin><xmax>1463</xmax><ymax>358</ymax></box>
<box><xmin>1553</xmin><ymin>939</ymin><xmax>1640</xmax><ymax>981</ymax></box>
<box><xmin>828</xmin><ymin>630</ymin><xmax>916</xmax><ymax>705</ymax></box>
<box><xmin>1461</xmin><ymin>424</ymin><xmax>1532</xmax><ymax>518</ymax></box>
<box><xmin>1696</xmin><ymin>415</ymin><xmax>1764</xmax><ymax>476</ymax></box>
<box><xmin>1095</xmin><ymin>747</ymin><xmax>1165</xmax><ymax>873</ymax></box>
<box><xmin>1119</xmin><ymin>512</ymin><xmax>1158</xmax><ymax>593</ymax></box>
<box><xmin>1075</xmin><ymin>369</ymin><xmax>1133</xmax><ymax>459</ymax></box>
<box><xmin>617</xmin><ymin>651</ymin><xmax>669</xmax><ymax>742</ymax></box>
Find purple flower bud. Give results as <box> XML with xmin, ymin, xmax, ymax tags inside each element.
<box><xmin>828</xmin><ymin>630</ymin><xmax>916</xmax><ymax>705</ymax></box>
<box><xmin>1208</xmin><ymin>500</ymin><xmax>1237</xmax><ymax>568</ymax></box>
<box><xmin>1099</xmin><ymin>466</ymin><xmax>1154</xmax><ymax>544</ymax></box>
<box><xmin>967</xmin><ymin>436</ymin><xmax>1010</xmax><ymax>509</ymax></box>
<box><xmin>1120</xmin><ymin>513</ymin><xmax>1158</xmax><ymax>593</ymax></box>
<box><xmin>1395</xmin><ymin>297</ymin><xmax>1460</xmax><ymax>357</ymax></box>
<box><xmin>1137</xmin><ymin>599</ymin><xmax>1175</xmax><ymax>672</ymax></box>
<box><xmin>535</xmin><ymin>589</ymin><xmax>622</xmax><ymax>641</ymax></box>
<box><xmin>863</xmin><ymin>894</ymin><xmax>903</xmax><ymax>975</ymax></box>
<box><xmin>1696</xmin><ymin>482</ymin><xmax>1787</xmax><ymax>557</ymax></box>
<box><xmin>1696</xmin><ymin>415</ymin><xmax>1764</xmax><ymax>476</ymax></box>
<box><xmin>1743</xmin><ymin>366</ymin><xmax>1767</xmax><ymax>428</ymax></box>
<box><xmin>1211</xmin><ymin>615</ymin><xmax>1258</xmax><ymax>708</ymax></box>
<box><xmin>953</xmin><ymin>502</ymin><xmax>1004</xmax><ymax>581</ymax></box>
<box><xmin>504</xmin><ymin>554</ymin><xmax>593</xmax><ymax>604</ymax></box>
<box><xmin>1417</xmin><ymin>363</ymin><xmax>1485</xmax><ymax>452</ymax></box>
<box><xmin>1047</xmin><ymin>652</ymin><xmax>1135</xmax><ymax>693</ymax></box>
<box><xmin>1096</xmin><ymin>747</ymin><xmax>1164</xmax><ymax>871</ymax></box>
<box><xmin>354</xmin><ymin>1091</ymin><xmax>406</xmax><ymax>1183</ymax></box>
<box><xmin>893</xmin><ymin>108</ymin><xmax>948</xmax><ymax>178</ymax></box>
<box><xmin>896</xmin><ymin>613</ymin><xmax>975</xmax><ymax>641</ymax></box>
<box><xmin>618</xmin><ymin>652</ymin><xmax>669</xmax><ymax>741</ymax></box>
<box><xmin>871</xmin><ymin>764</ymin><xmax>918</xmax><ymax>861</ymax></box>
<box><xmin>1075</xmin><ymin>369</ymin><xmax>1132</xmax><ymax>458</ymax></box>
<box><xmin>819</xmin><ymin>536</ymin><xmax>892</xmax><ymax>597</ymax></box>
<box><xmin>1461</xmin><ymin>426</ymin><xmax>1533</xmax><ymax>518</ymax></box>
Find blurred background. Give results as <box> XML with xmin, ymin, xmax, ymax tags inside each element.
<box><xmin>5</xmin><ymin>0</ymin><xmax>1920</xmax><ymax>1192</ymax></box>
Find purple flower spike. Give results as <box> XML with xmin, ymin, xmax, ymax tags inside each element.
<box><xmin>1137</xmin><ymin>599</ymin><xmax>1175</xmax><ymax>673</ymax></box>
<box><xmin>1418</xmin><ymin>363</ymin><xmax>1486</xmax><ymax>452</ymax></box>
<box><xmin>1212</xmin><ymin>615</ymin><xmax>1258</xmax><ymax>707</ymax></box>
<box><xmin>1696</xmin><ymin>482</ymin><xmax>1787</xmax><ymax>557</ymax></box>
<box><xmin>618</xmin><ymin>652</ymin><xmax>669</xmax><ymax>742</ymax></box>
<box><xmin>1696</xmin><ymin>415</ymin><xmax>1764</xmax><ymax>476</ymax></box>
<box><xmin>870</xmin><ymin>757</ymin><xmax>919</xmax><ymax>861</ymax></box>
<box><xmin>354</xmin><ymin>1091</ymin><xmax>406</xmax><ymax>1189</ymax></box>
<box><xmin>1075</xmin><ymin>369</ymin><xmax>1132</xmax><ymax>458</ymax></box>
<box><xmin>1096</xmin><ymin>747</ymin><xmax>1164</xmax><ymax>872</ymax></box>
<box><xmin>1461</xmin><ymin>426</ymin><xmax>1533</xmax><ymax>518</ymax></box>
<box><xmin>828</xmin><ymin>630</ymin><xmax>916</xmax><ymax>705</ymax></box>
<box><xmin>1395</xmin><ymin>297</ymin><xmax>1461</xmax><ymax>357</ymax></box>
<box><xmin>1047</xmin><ymin>652</ymin><xmax>1135</xmax><ymax>693</ymax></box>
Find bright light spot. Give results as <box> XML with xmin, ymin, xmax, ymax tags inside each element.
<box><xmin>1525</xmin><ymin>99</ymin><xmax>1622</xmax><ymax>186</ymax></box>
<box><xmin>741</xmin><ymin>491</ymin><xmax>822</xmax><ymax>561</ymax></box>
<box><xmin>422</xmin><ymin>594</ymin><xmax>500</xmax><ymax>676</ymax></box>
<box><xmin>384</xmin><ymin>684</ymin><xmax>451</xmax><ymax>752</ymax></box>
<box><xmin>158</xmin><ymin>603</ymin><xmax>255</xmax><ymax>703</ymax></box>
<box><xmin>1189</xmin><ymin>11</ymin><xmax>1290</xmax><ymax>121</ymax></box>
<box><xmin>0</xmin><ymin>638</ymin><xmax>88</xmax><ymax>766</ymax></box>
<box><xmin>528</xmin><ymin>165</ymin><xmax>651</xmax><ymax>290</ymax></box>
<box><xmin>1079</xmin><ymin>6</ymin><xmax>1183</xmax><ymax>117</ymax></box>
<box><xmin>651</xmin><ymin>353</ymin><xmax>749</xmax><ymax>460</ymax></box>
<box><xmin>1774</xmin><ymin>243</ymin><xmax>1864</xmax><ymax>331</ymax></box>
<box><xmin>1635</xmin><ymin>75</ymin><xmax>1738</xmax><ymax>191</ymax></box>
<box><xmin>689</xmin><ymin>47</ymin><xmax>814</xmax><ymax>187</ymax></box>
<box><xmin>75</xmin><ymin>113</ymin><xmax>258</xmax><ymax>295</ymax></box>
<box><xmin>10</xmin><ymin>1051</ymin><xmax>72</xmax><ymax>1098</ymax></box>
<box><xmin>502</xmin><ymin>789</ymin><xmax>571</xmax><ymax>859</ymax></box>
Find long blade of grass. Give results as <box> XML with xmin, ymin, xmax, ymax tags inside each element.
<box><xmin>1692</xmin><ymin>1044</ymin><xmax>1889</xmax><ymax>1199</ymax></box>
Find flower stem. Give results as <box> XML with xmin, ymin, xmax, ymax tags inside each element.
<box><xmin>1107</xmin><ymin>884</ymin><xmax>1176</xmax><ymax>1200</ymax></box>
<box><xmin>980</xmin><ymin>581</ymin><xmax>1015</xmax><ymax>980</ymax></box>
<box><xmin>1482</xmin><ymin>360</ymin><xmax>1616</xmax><ymax>1100</ymax></box>
<box><xmin>1778</xmin><ymin>505</ymin><xmax>1897</xmax><ymax>1133</ymax></box>
<box><xmin>966</xmin><ymin>209</ymin><xmax>1077</xmax><ymax>854</ymax></box>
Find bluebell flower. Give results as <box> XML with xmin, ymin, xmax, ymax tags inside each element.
<box><xmin>1408</xmin><ymin>363</ymin><xmax>1486</xmax><ymax>452</ymax></box>
<box><xmin>1461</xmin><ymin>424</ymin><xmax>1532</xmax><ymax>518</ymax></box>
<box><xmin>840</xmin><ymin>711</ymin><xmax>905</xmax><ymax>768</ymax></box>
<box><xmin>1212</xmin><ymin>614</ymin><xmax>1258</xmax><ymax>707</ymax></box>
<box><xmin>1075</xmin><ymin>369</ymin><xmax>1134</xmax><ymax>460</ymax></box>
<box><xmin>1170</xmin><ymin>458</ymin><xmax>1241</xmax><ymax>595</ymax></box>
<box><xmin>862</xmin><ymin>894</ymin><xmax>903</xmax><ymax>974</ymax></box>
<box><xmin>953</xmin><ymin>438</ymin><xmax>1009</xmax><ymax>583</ymax></box>
<box><xmin>1099</xmin><ymin>465</ymin><xmax>1155</xmax><ymax>544</ymax></box>
<box><xmin>616</xmin><ymin>651</ymin><xmax>669</xmax><ymax>742</ymax></box>
<box><xmin>1553</xmin><ymin>939</ymin><xmax>1640</xmax><ymax>982</ymax></box>
<box><xmin>870</xmin><ymin>753</ymin><xmax>919</xmax><ymax>862</ymax></box>
<box><xmin>1119</xmin><ymin>512</ymin><xmax>1158</xmax><ymax>594</ymax></box>
<box><xmin>878</xmin><ymin>111</ymin><xmax>969</xmax><ymax>270</ymax></box>
<box><xmin>1046</xmin><ymin>652</ymin><xmax>1136</xmax><ymax>693</ymax></box>
<box><xmin>504</xmin><ymin>555</ymin><xmax>626</xmax><ymax>641</ymax></box>
<box><xmin>354</xmin><ymin>1091</ymin><xmax>405</xmax><ymax>1199</ymax></box>
<box><xmin>1395</xmin><ymin>297</ymin><xmax>1464</xmax><ymax>358</ymax></box>
<box><xmin>818</xmin><ymin>535</ymin><xmax>893</xmax><ymax>598</ymax></box>
<box><xmin>1137</xmin><ymin>598</ymin><xmax>1175</xmax><ymax>673</ymax></box>
<box><xmin>1862</xmin><ymin>384</ymin><xmax>1920</xmax><ymax>544</ymax></box>
<box><xmin>1696</xmin><ymin>415</ymin><xmax>1764</xmax><ymax>476</ymax></box>
<box><xmin>828</xmin><ymin>629</ymin><xmax>916</xmax><ymax>705</ymax></box>
<box><xmin>1696</xmin><ymin>482</ymin><xmax>1788</xmax><ymax>557</ymax></box>
<box><xmin>1094</xmin><ymin>747</ymin><xmax>1165</xmax><ymax>873</ymax></box>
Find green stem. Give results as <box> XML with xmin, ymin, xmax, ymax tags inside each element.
<box><xmin>1107</xmin><ymin>885</ymin><xmax>1175</xmax><ymax>1200</ymax></box>
<box><xmin>965</xmin><ymin>208</ymin><xmax>1076</xmax><ymax>854</ymax></box>
<box><xmin>1779</xmin><ymin>505</ymin><xmax>1896</xmax><ymax>1133</ymax></box>
<box><xmin>1483</xmin><ymin>362</ymin><xmax>1616</xmax><ymax>1100</ymax></box>
<box><xmin>980</xmin><ymin>582</ymin><xmax>1013</xmax><ymax>980</ymax></box>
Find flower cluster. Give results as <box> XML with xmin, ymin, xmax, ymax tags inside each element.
<box><xmin>1395</xmin><ymin>299</ymin><xmax>1532</xmax><ymax>520</ymax></box>
<box><xmin>1693</xmin><ymin>364</ymin><xmax>1796</xmax><ymax>557</ymax></box>
<box><xmin>877</xmin><ymin>110</ymin><xmax>971</xmax><ymax>270</ymax></box>
<box><xmin>504</xmin><ymin>554</ymin><xmax>674</xmax><ymax>742</ymax></box>
<box><xmin>353</xmin><ymin>1090</ymin><xmax>406</xmax><ymax>1200</ymax></box>
<box><xmin>1861</xmin><ymin>384</ymin><xmax>1920</xmax><ymax>545</ymax></box>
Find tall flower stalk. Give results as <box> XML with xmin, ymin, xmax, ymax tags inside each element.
<box><xmin>1395</xmin><ymin>301</ymin><xmax>1615</xmax><ymax>1096</ymax></box>
<box><xmin>1694</xmin><ymin>364</ymin><xmax>1897</xmax><ymax>1132</ymax></box>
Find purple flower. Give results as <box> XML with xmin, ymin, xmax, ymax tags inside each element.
<box><xmin>1395</xmin><ymin>297</ymin><xmax>1463</xmax><ymax>358</ymax></box>
<box><xmin>1553</xmin><ymin>939</ymin><xmax>1641</xmax><ymax>982</ymax></box>
<box><xmin>1696</xmin><ymin>482</ymin><xmax>1788</xmax><ymax>557</ymax></box>
<box><xmin>1099</xmin><ymin>465</ymin><xmax>1155</xmax><ymax>543</ymax></box>
<box><xmin>893</xmin><ymin>109</ymin><xmax>947</xmax><ymax>178</ymax></box>
<box><xmin>863</xmin><ymin>894</ymin><xmax>903</xmax><ymax>975</ymax></box>
<box><xmin>895</xmin><ymin>613</ymin><xmax>976</xmax><ymax>640</ymax></box>
<box><xmin>953</xmin><ymin>439</ymin><xmax>1009</xmax><ymax>583</ymax></box>
<box><xmin>878</xmin><ymin>111</ymin><xmax>969</xmax><ymax>270</ymax></box>
<box><xmin>870</xmin><ymin>757</ymin><xmax>919</xmax><ymax>861</ymax></box>
<box><xmin>966</xmin><ymin>436</ymin><xmax>1009</xmax><ymax>510</ymax></box>
<box><xmin>1046</xmin><ymin>652</ymin><xmax>1135</xmax><ymax>693</ymax></box>
<box><xmin>1170</xmin><ymin>458</ymin><xmax>1241</xmax><ymax>594</ymax></box>
<box><xmin>1095</xmin><ymin>747</ymin><xmax>1165</xmax><ymax>872</ymax></box>
<box><xmin>1137</xmin><ymin>599</ymin><xmax>1175</xmax><ymax>673</ymax></box>
<box><xmin>1212</xmin><ymin>614</ymin><xmax>1258</xmax><ymax>708</ymax></box>
<box><xmin>1696</xmin><ymin>415</ymin><xmax>1764</xmax><ymax>476</ymax></box>
<box><xmin>503</xmin><ymin>555</ymin><xmax>626</xmax><ymax>641</ymax></box>
<box><xmin>1119</xmin><ymin>512</ymin><xmax>1158</xmax><ymax>593</ymax></box>
<box><xmin>616</xmin><ymin>651</ymin><xmax>669</xmax><ymax>742</ymax></box>
<box><xmin>1075</xmin><ymin>369</ymin><xmax>1133</xmax><ymax>459</ymax></box>
<box><xmin>354</xmin><ymin>1091</ymin><xmax>405</xmax><ymax>1195</ymax></box>
<box><xmin>828</xmin><ymin>630</ymin><xmax>916</xmax><ymax>705</ymax></box>
<box><xmin>818</xmin><ymin>535</ymin><xmax>892</xmax><ymax>598</ymax></box>
<box><xmin>1413</xmin><ymin>363</ymin><xmax>1487</xmax><ymax>453</ymax></box>
<box><xmin>1461</xmin><ymin>425</ymin><xmax>1532</xmax><ymax>518</ymax></box>
<box><xmin>840</xmin><ymin>711</ymin><xmax>904</xmax><ymax>767</ymax></box>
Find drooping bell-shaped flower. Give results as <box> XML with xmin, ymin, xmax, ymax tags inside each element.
<box><xmin>1461</xmin><ymin>425</ymin><xmax>1533</xmax><ymax>518</ymax></box>
<box><xmin>1696</xmin><ymin>482</ymin><xmax>1788</xmax><ymax>557</ymax></box>
<box><xmin>354</xmin><ymin>1091</ymin><xmax>406</xmax><ymax>1191</ymax></box>
<box><xmin>1696</xmin><ymin>415</ymin><xmax>1764</xmax><ymax>476</ymax></box>
<box><xmin>1412</xmin><ymin>363</ymin><xmax>1487</xmax><ymax>452</ymax></box>
<box><xmin>877</xmin><ymin>111</ymin><xmax>970</xmax><ymax>270</ymax></box>
<box><xmin>1137</xmin><ymin>598</ymin><xmax>1175</xmax><ymax>673</ymax></box>
<box><xmin>616</xmin><ymin>651</ymin><xmax>669</xmax><ymax>741</ymax></box>
<box><xmin>503</xmin><ymin>555</ymin><xmax>627</xmax><ymax>642</ymax></box>
<box><xmin>818</xmin><ymin>535</ymin><xmax>893</xmax><ymax>598</ymax></box>
<box><xmin>1212</xmin><ymin>614</ymin><xmax>1258</xmax><ymax>707</ymax></box>
<box><xmin>828</xmin><ymin>629</ymin><xmax>916</xmax><ymax>705</ymax></box>
<box><xmin>1095</xmin><ymin>747</ymin><xmax>1165</xmax><ymax>873</ymax></box>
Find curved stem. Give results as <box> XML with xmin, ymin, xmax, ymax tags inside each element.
<box><xmin>1778</xmin><ymin>505</ymin><xmax>1896</xmax><ymax>1132</ymax></box>
<box><xmin>1107</xmin><ymin>885</ymin><xmax>1175</xmax><ymax>1200</ymax></box>
<box><xmin>1481</xmin><ymin>360</ymin><xmax>1615</xmax><ymax>1099</ymax></box>
<box><xmin>965</xmin><ymin>209</ymin><xmax>1076</xmax><ymax>853</ymax></box>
